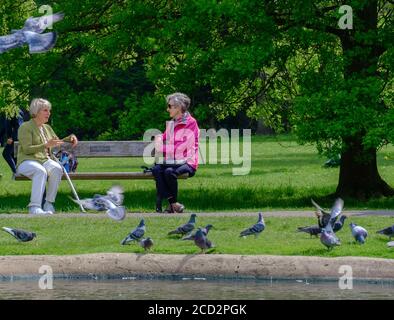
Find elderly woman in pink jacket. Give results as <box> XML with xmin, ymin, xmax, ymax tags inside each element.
<box><xmin>153</xmin><ymin>93</ymin><xmax>200</xmax><ymax>213</ymax></box>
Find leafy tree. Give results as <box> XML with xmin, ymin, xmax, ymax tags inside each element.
<box><xmin>1</xmin><ymin>0</ymin><xmax>392</xmax><ymax>199</ymax></box>
<box><xmin>145</xmin><ymin>0</ymin><xmax>393</xmax><ymax>199</ymax></box>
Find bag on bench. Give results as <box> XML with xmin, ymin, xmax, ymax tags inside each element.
<box><xmin>55</xmin><ymin>150</ymin><xmax>78</xmax><ymax>173</ymax></box>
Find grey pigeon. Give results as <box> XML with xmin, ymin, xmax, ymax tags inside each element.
<box><xmin>297</xmin><ymin>225</ymin><xmax>321</xmax><ymax>237</ymax></box>
<box><xmin>168</xmin><ymin>214</ymin><xmax>197</xmax><ymax>236</ymax></box>
<box><xmin>311</xmin><ymin>198</ymin><xmax>344</xmax><ymax>229</ymax></box>
<box><xmin>0</xmin><ymin>12</ymin><xmax>64</xmax><ymax>54</ymax></box>
<box><xmin>72</xmin><ymin>185</ymin><xmax>125</xmax><ymax>220</ymax></box>
<box><xmin>121</xmin><ymin>219</ymin><xmax>145</xmax><ymax>245</ymax></box>
<box><xmin>182</xmin><ymin>224</ymin><xmax>213</xmax><ymax>241</ymax></box>
<box><xmin>104</xmin><ymin>185</ymin><xmax>124</xmax><ymax>206</ymax></box>
<box><xmin>317</xmin><ymin>200</ymin><xmax>343</xmax><ymax>250</ymax></box>
<box><xmin>2</xmin><ymin>227</ymin><xmax>36</xmax><ymax>242</ymax></box>
<box><xmin>240</xmin><ymin>212</ymin><xmax>265</xmax><ymax>237</ymax></box>
<box><xmin>377</xmin><ymin>225</ymin><xmax>394</xmax><ymax>240</ymax></box>
<box><xmin>349</xmin><ymin>222</ymin><xmax>368</xmax><ymax>244</ymax></box>
<box><xmin>387</xmin><ymin>241</ymin><xmax>394</xmax><ymax>248</ymax></box>
<box><xmin>333</xmin><ymin>215</ymin><xmax>347</xmax><ymax>233</ymax></box>
<box><xmin>139</xmin><ymin>237</ymin><xmax>154</xmax><ymax>251</ymax></box>
<box><xmin>194</xmin><ymin>228</ymin><xmax>214</xmax><ymax>253</ymax></box>
<box><xmin>320</xmin><ymin>229</ymin><xmax>341</xmax><ymax>250</ymax></box>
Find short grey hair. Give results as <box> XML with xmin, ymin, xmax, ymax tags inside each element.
<box><xmin>29</xmin><ymin>98</ymin><xmax>52</xmax><ymax>118</ymax></box>
<box><xmin>166</xmin><ymin>92</ymin><xmax>191</xmax><ymax>113</ymax></box>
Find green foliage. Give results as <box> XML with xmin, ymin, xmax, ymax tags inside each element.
<box><xmin>115</xmin><ymin>93</ymin><xmax>168</xmax><ymax>140</ymax></box>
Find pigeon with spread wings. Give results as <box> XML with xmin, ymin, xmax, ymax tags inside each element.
<box><xmin>311</xmin><ymin>198</ymin><xmax>344</xmax><ymax>230</ymax></box>
<box><xmin>0</xmin><ymin>12</ymin><xmax>64</xmax><ymax>54</ymax></box>
<box><xmin>71</xmin><ymin>185</ymin><xmax>126</xmax><ymax>221</ymax></box>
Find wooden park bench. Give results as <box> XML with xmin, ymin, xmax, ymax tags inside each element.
<box><xmin>14</xmin><ymin>141</ymin><xmax>189</xmax><ymax>181</ymax></box>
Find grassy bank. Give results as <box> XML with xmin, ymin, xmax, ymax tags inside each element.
<box><xmin>0</xmin><ymin>215</ymin><xmax>393</xmax><ymax>258</ymax></box>
<box><xmin>1</xmin><ymin>135</ymin><xmax>394</xmax><ymax>212</ymax></box>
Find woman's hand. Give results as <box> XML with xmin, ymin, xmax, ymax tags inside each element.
<box><xmin>70</xmin><ymin>134</ymin><xmax>78</xmax><ymax>147</ymax></box>
<box><xmin>45</xmin><ymin>138</ymin><xmax>64</xmax><ymax>148</ymax></box>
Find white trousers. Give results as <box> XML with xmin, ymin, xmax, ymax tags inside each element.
<box><xmin>17</xmin><ymin>159</ymin><xmax>63</xmax><ymax>208</ymax></box>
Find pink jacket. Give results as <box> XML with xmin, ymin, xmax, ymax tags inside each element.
<box><xmin>157</xmin><ymin>112</ymin><xmax>200</xmax><ymax>170</ymax></box>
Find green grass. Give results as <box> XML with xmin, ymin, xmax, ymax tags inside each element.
<box><xmin>2</xmin><ymin>134</ymin><xmax>394</xmax><ymax>213</ymax></box>
<box><xmin>0</xmin><ymin>215</ymin><xmax>393</xmax><ymax>258</ymax></box>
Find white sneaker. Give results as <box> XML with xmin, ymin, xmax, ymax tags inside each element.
<box><xmin>43</xmin><ymin>201</ymin><xmax>55</xmax><ymax>214</ymax></box>
<box><xmin>29</xmin><ymin>206</ymin><xmax>53</xmax><ymax>215</ymax></box>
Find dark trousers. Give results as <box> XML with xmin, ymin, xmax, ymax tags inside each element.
<box><xmin>152</xmin><ymin>163</ymin><xmax>195</xmax><ymax>210</ymax></box>
<box><xmin>2</xmin><ymin>143</ymin><xmax>16</xmax><ymax>173</ymax></box>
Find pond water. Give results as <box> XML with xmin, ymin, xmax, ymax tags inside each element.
<box><xmin>0</xmin><ymin>277</ymin><xmax>393</xmax><ymax>300</ymax></box>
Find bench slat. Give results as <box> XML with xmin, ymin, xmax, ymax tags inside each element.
<box><xmin>15</xmin><ymin>141</ymin><xmax>153</xmax><ymax>157</ymax></box>
<box><xmin>14</xmin><ymin>172</ymin><xmax>189</xmax><ymax>181</ymax></box>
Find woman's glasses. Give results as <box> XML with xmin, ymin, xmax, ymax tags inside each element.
<box><xmin>167</xmin><ymin>104</ymin><xmax>177</xmax><ymax>109</ymax></box>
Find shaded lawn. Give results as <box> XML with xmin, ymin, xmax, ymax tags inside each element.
<box><xmin>1</xmin><ymin>135</ymin><xmax>394</xmax><ymax>212</ymax></box>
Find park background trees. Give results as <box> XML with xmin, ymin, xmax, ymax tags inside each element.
<box><xmin>0</xmin><ymin>0</ymin><xmax>393</xmax><ymax>198</ymax></box>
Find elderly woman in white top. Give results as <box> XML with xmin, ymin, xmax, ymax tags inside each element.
<box><xmin>17</xmin><ymin>98</ymin><xmax>78</xmax><ymax>215</ymax></box>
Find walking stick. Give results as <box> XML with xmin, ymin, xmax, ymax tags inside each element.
<box><xmin>52</xmin><ymin>151</ymin><xmax>86</xmax><ymax>213</ymax></box>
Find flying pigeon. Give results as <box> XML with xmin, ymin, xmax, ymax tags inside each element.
<box><xmin>0</xmin><ymin>12</ymin><xmax>64</xmax><ymax>54</ymax></box>
<box><xmin>194</xmin><ymin>228</ymin><xmax>214</xmax><ymax>253</ymax></box>
<box><xmin>320</xmin><ymin>229</ymin><xmax>341</xmax><ymax>250</ymax></box>
<box><xmin>168</xmin><ymin>214</ymin><xmax>197</xmax><ymax>236</ymax></box>
<box><xmin>71</xmin><ymin>185</ymin><xmax>126</xmax><ymax>221</ymax></box>
<box><xmin>121</xmin><ymin>219</ymin><xmax>145</xmax><ymax>245</ymax></box>
<box><xmin>377</xmin><ymin>225</ymin><xmax>394</xmax><ymax>240</ymax></box>
<box><xmin>182</xmin><ymin>224</ymin><xmax>213</xmax><ymax>241</ymax></box>
<box><xmin>297</xmin><ymin>225</ymin><xmax>321</xmax><ymax>237</ymax></box>
<box><xmin>333</xmin><ymin>215</ymin><xmax>347</xmax><ymax>233</ymax></box>
<box><xmin>139</xmin><ymin>237</ymin><xmax>154</xmax><ymax>251</ymax></box>
<box><xmin>349</xmin><ymin>222</ymin><xmax>368</xmax><ymax>244</ymax></box>
<box><xmin>240</xmin><ymin>212</ymin><xmax>265</xmax><ymax>237</ymax></box>
<box><xmin>2</xmin><ymin>227</ymin><xmax>36</xmax><ymax>242</ymax></box>
<box><xmin>311</xmin><ymin>198</ymin><xmax>344</xmax><ymax>229</ymax></box>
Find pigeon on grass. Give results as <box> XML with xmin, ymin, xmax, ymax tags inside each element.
<box><xmin>168</xmin><ymin>214</ymin><xmax>197</xmax><ymax>236</ymax></box>
<box><xmin>377</xmin><ymin>225</ymin><xmax>394</xmax><ymax>240</ymax></box>
<box><xmin>333</xmin><ymin>215</ymin><xmax>347</xmax><ymax>233</ymax></box>
<box><xmin>139</xmin><ymin>237</ymin><xmax>154</xmax><ymax>251</ymax></box>
<box><xmin>194</xmin><ymin>228</ymin><xmax>214</xmax><ymax>254</ymax></box>
<box><xmin>349</xmin><ymin>223</ymin><xmax>368</xmax><ymax>244</ymax></box>
<box><xmin>240</xmin><ymin>212</ymin><xmax>265</xmax><ymax>238</ymax></box>
<box><xmin>297</xmin><ymin>225</ymin><xmax>321</xmax><ymax>238</ymax></box>
<box><xmin>320</xmin><ymin>229</ymin><xmax>341</xmax><ymax>250</ymax></box>
<box><xmin>2</xmin><ymin>227</ymin><xmax>36</xmax><ymax>242</ymax></box>
<box><xmin>121</xmin><ymin>219</ymin><xmax>145</xmax><ymax>245</ymax></box>
<box><xmin>182</xmin><ymin>224</ymin><xmax>213</xmax><ymax>241</ymax></box>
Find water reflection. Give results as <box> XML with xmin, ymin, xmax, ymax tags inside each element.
<box><xmin>0</xmin><ymin>278</ymin><xmax>393</xmax><ymax>300</ymax></box>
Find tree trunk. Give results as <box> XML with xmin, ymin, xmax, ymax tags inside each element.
<box><xmin>335</xmin><ymin>1</ymin><xmax>393</xmax><ymax>199</ymax></box>
<box><xmin>336</xmin><ymin>137</ymin><xmax>394</xmax><ymax>199</ymax></box>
